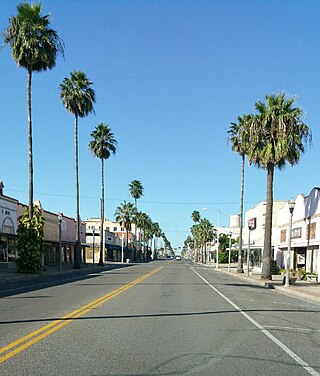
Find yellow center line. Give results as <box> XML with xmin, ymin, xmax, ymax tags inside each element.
<box><xmin>0</xmin><ymin>265</ymin><xmax>164</xmax><ymax>364</ymax></box>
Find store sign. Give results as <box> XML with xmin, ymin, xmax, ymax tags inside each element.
<box><xmin>291</xmin><ymin>227</ymin><xmax>301</xmax><ymax>239</ymax></box>
<box><xmin>297</xmin><ymin>253</ymin><xmax>305</xmax><ymax>265</ymax></box>
<box><xmin>248</xmin><ymin>218</ymin><xmax>256</xmax><ymax>230</ymax></box>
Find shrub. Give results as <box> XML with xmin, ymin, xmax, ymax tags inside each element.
<box><xmin>271</xmin><ymin>260</ymin><xmax>279</xmax><ymax>275</ymax></box>
<box><xmin>16</xmin><ymin>206</ymin><xmax>45</xmax><ymax>273</ymax></box>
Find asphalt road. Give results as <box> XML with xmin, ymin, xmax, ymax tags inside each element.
<box><xmin>1</xmin><ymin>260</ymin><xmax>320</xmax><ymax>376</ymax></box>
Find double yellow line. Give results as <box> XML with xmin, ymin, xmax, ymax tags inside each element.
<box><xmin>0</xmin><ymin>265</ymin><xmax>163</xmax><ymax>364</ymax></box>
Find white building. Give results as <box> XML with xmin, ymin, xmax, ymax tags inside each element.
<box><xmin>84</xmin><ymin>218</ymin><xmax>139</xmax><ymax>262</ymax></box>
<box><xmin>242</xmin><ymin>200</ymin><xmax>287</xmax><ymax>272</ymax></box>
<box><xmin>276</xmin><ymin>188</ymin><xmax>320</xmax><ymax>276</ymax></box>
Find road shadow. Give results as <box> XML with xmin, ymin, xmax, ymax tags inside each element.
<box><xmin>0</xmin><ymin>262</ymin><xmax>162</xmax><ymax>298</ymax></box>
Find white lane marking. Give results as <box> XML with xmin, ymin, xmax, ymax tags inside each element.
<box><xmin>191</xmin><ymin>267</ymin><xmax>320</xmax><ymax>376</ymax></box>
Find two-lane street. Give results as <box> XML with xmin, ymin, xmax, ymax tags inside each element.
<box><xmin>1</xmin><ymin>260</ymin><xmax>320</xmax><ymax>375</ymax></box>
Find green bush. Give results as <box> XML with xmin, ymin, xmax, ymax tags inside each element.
<box><xmin>271</xmin><ymin>260</ymin><xmax>279</xmax><ymax>275</ymax></box>
<box><xmin>218</xmin><ymin>251</ymin><xmax>228</xmax><ymax>263</ymax></box>
<box><xmin>16</xmin><ymin>206</ymin><xmax>45</xmax><ymax>273</ymax></box>
<box><xmin>296</xmin><ymin>269</ymin><xmax>306</xmax><ymax>280</ymax></box>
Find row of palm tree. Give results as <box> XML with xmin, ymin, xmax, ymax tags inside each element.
<box><xmin>186</xmin><ymin>95</ymin><xmax>311</xmax><ymax>277</ymax></box>
<box><xmin>114</xmin><ymin>191</ymin><xmax>168</xmax><ymax>260</ymax></box>
<box><xmin>228</xmin><ymin>93</ymin><xmax>311</xmax><ymax>280</ymax></box>
<box><xmin>4</xmin><ymin>3</ymin><xmax>150</xmax><ymax>268</ymax></box>
<box><xmin>188</xmin><ymin>210</ymin><xmax>215</xmax><ymax>264</ymax></box>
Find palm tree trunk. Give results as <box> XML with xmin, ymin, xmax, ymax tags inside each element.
<box><xmin>134</xmin><ymin>198</ymin><xmax>137</xmax><ymax>262</ymax></box>
<box><xmin>27</xmin><ymin>69</ymin><xmax>33</xmax><ymax>219</ymax></box>
<box><xmin>237</xmin><ymin>154</ymin><xmax>245</xmax><ymax>273</ymax></box>
<box><xmin>261</xmin><ymin>163</ymin><xmax>274</xmax><ymax>280</ymax></box>
<box><xmin>74</xmin><ymin>114</ymin><xmax>81</xmax><ymax>269</ymax></box>
<box><xmin>98</xmin><ymin>158</ymin><xmax>104</xmax><ymax>265</ymax></box>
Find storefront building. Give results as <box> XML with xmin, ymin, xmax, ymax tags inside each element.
<box><xmin>243</xmin><ymin>200</ymin><xmax>287</xmax><ymax>272</ymax></box>
<box><xmin>18</xmin><ymin>201</ymin><xmax>87</xmax><ymax>267</ymax></box>
<box><xmin>85</xmin><ymin>218</ymin><xmax>138</xmax><ymax>262</ymax></box>
<box><xmin>276</xmin><ymin>188</ymin><xmax>320</xmax><ymax>275</ymax></box>
<box><xmin>0</xmin><ymin>182</ymin><xmax>18</xmax><ymax>267</ymax></box>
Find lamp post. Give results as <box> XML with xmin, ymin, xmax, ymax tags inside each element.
<box><xmin>285</xmin><ymin>200</ymin><xmax>295</xmax><ymax>287</ymax></box>
<box><xmin>121</xmin><ymin>232</ymin><xmax>124</xmax><ymax>263</ymax></box>
<box><xmin>215</xmin><ymin>229</ymin><xmax>219</xmax><ymax>270</ymax></box>
<box><xmin>246</xmin><ymin>228</ymin><xmax>251</xmax><ymax>277</ymax></box>
<box><xmin>228</xmin><ymin>232</ymin><xmax>232</xmax><ymax>272</ymax></box>
<box><xmin>58</xmin><ymin>214</ymin><xmax>62</xmax><ymax>271</ymax></box>
<box><xmin>92</xmin><ymin>227</ymin><xmax>95</xmax><ymax>267</ymax></box>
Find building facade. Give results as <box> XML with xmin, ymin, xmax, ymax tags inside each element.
<box><xmin>242</xmin><ymin>200</ymin><xmax>287</xmax><ymax>272</ymax></box>
<box><xmin>17</xmin><ymin>201</ymin><xmax>86</xmax><ymax>267</ymax></box>
<box><xmin>276</xmin><ymin>188</ymin><xmax>320</xmax><ymax>275</ymax></box>
<box><xmin>0</xmin><ymin>182</ymin><xmax>18</xmax><ymax>267</ymax></box>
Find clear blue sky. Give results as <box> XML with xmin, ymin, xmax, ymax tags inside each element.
<box><xmin>1</xmin><ymin>0</ymin><xmax>320</xmax><ymax>248</ymax></box>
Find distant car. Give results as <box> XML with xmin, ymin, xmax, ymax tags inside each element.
<box><xmin>175</xmin><ymin>255</ymin><xmax>181</xmax><ymax>261</ymax></box>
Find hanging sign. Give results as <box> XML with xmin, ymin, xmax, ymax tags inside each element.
<box><xmin>248</xmin><ymin>218</ymin><xmax>256</xmax><ymax>230</ymax></box>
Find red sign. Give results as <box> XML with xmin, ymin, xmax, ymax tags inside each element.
<box><xmin>248</xmin><ymin>218</ymin><xmax>256</xmax><ymax>230</ymax></box>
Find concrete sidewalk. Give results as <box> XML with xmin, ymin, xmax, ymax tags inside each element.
<box><xmin>204</xmin><ymin>263</ymin><xmax>320</xmax><ymax>305</ymax></box>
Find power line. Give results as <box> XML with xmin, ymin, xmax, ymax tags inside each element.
<box><xmin>6</xmin><ymin>188</ymin><xmax>258</xmax><ymax>206</ymax></box>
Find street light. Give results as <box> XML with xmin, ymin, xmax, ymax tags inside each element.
<box><xmin>215</xmin><ymin>229</ymin><xmax>219</xmax><ymax>270</ymax></box>
<box><xmin>247</xmin><ymin>218</ymin><xmax>255</xmax><ymax>277</ymax></box>
<box><xmin>92</xmin><ymin>226</ymin><xmax>95</xmax><ymax>267</ymax></box>
<box><xmin>121</xmin><ymin>232</ymin><xmax>124</xmax><ymax>263</ymax></box>
<box><xmin>285</xmin><ymin>199</ymin><xmax>295</xmax><ymax>287</ymax></box>
<box><xmin>58</xmin><ymin>214</ymin><xmax>62</xmax><ymax>271</ymax></box>
<box><xmin>228</xmin><ymin>232</ymin><xmax>232</xmax><ymax>272</ymax></box>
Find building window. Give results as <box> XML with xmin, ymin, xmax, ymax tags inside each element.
<box><xmin>113</xmin><ymin>227</ymin><xmax>117</xmax><ymax>232</ymax></box>
<box><xmin>106</xmin><ymin>227</ymin><xmax>110</xmax><ymax>231</ymax></box>
<box><xmin>121</xmin><ymin>227</ymin><xmax>125</xmax><ymax>232</ymax></box>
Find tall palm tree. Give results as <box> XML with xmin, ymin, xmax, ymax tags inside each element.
<box><xmin>89</xmin><ymin>123</ymin><xmax>117</xmax><ymax>265</ymax></box>
<box><xmin>191</xmin><ymin>210</ymin><xmax>201</xmax><ymax>224</ymax></box>
<box><xmin>198</xmin><ymin>218</ymin><xmax>214</xmax><ymax>264</ymax></box>
<box><xmin>191</xmin><ymin>210</ymin><xmax>201</xmax><ymax>262</ymax></box>
<box><xmin>136</xmin><ymin>212</ymin><xmax>152</xmax><ymax>260</ymax></box>
<box><xmin>152</xmin><ymin>222</ymin><xmax>162</xmax><ymax>259</ymax></box>
<box><xmin>114</xmin><ymin>201</ymin><xmax>136</xmax><ymax>252</ymax></box>
<box><xmin>143</xmin><ymin>217</ymin><xmax>154</xmax><ymax>260</ymax></box>
<box><xmin>4</xmin><ymin>2</ymin><xmax>64</xmax><ymax>219</ymax></box>
<box><xmin>228</xmin><ymin>114</ymin><xmax>252</xmax><ymax>273</ymax></box>
<box><xmin>129</xmin><ymin>180</ymin><xmax>144</xmax><ymax>261</ymax></box>
<box><xmin>129</xmin><ymin>180</ymin><xmax>144</xmax><ymax>209</ymax></box>
<box><xmin>133</xmin><ymin>210</ymin><xmax>146</xmax><ymax>260</ymax></box>
<box><xmin>248</xmin><ymin>93</ymin><xmax>311</xmax><ymax>279</ymax></box>
<box><xmin>60</xmin><ymin>71</ymin><xmax>95</xmax><ymax>269</ymax></box>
